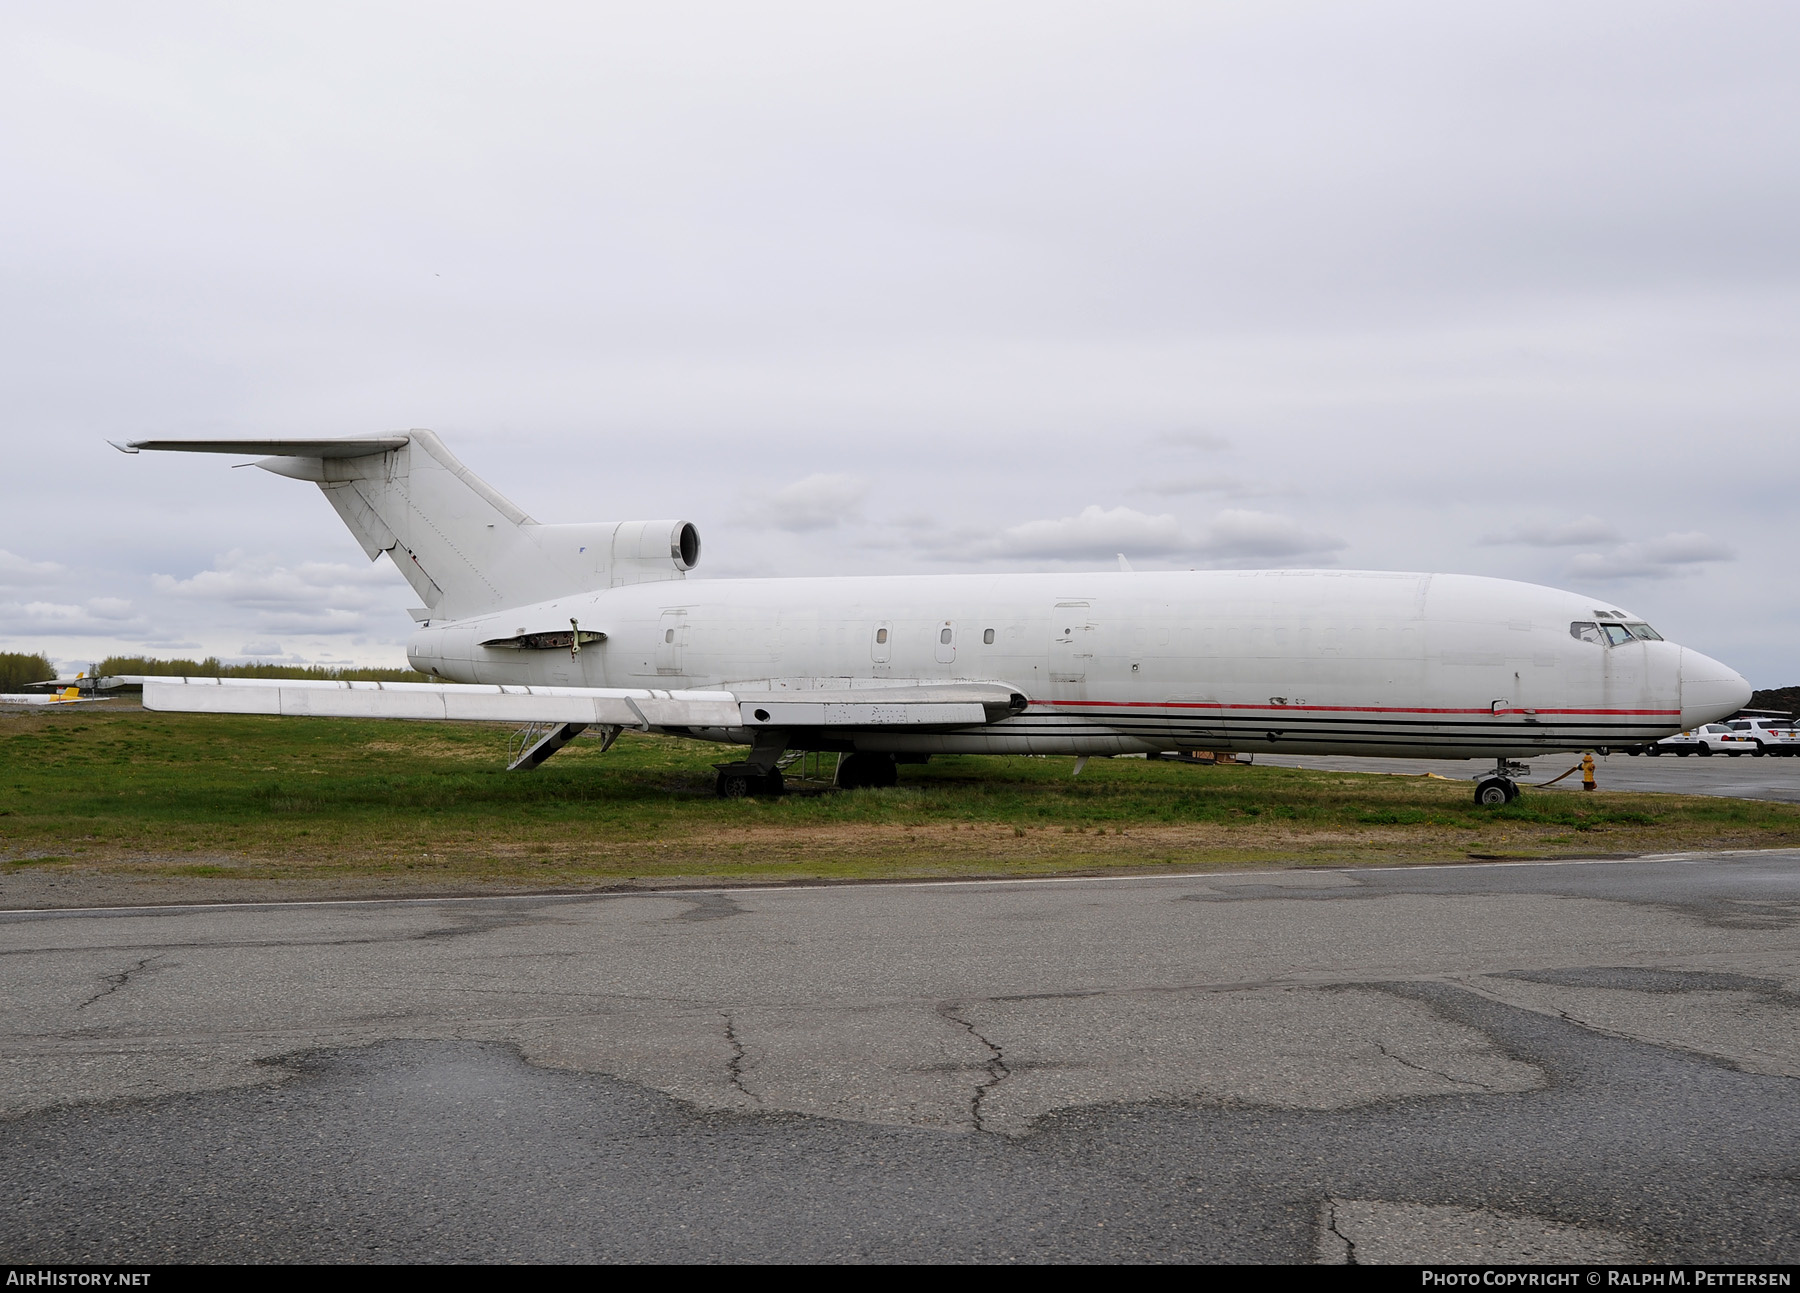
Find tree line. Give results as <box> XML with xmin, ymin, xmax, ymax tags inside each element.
<box><xmin>98</xmin><ymin>656</ymin><xmax>431</xmax><ymax>683</ymax></box>
<box><xmin>0</xmin><ymin>651</ymin><xmax>56</xmax><ymax>692</ymax></box>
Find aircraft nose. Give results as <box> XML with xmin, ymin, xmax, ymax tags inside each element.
<box><xmin>1680</xmin><ymin>647</ymin><xmax>1753</xmax><ymax>727</ymax></box>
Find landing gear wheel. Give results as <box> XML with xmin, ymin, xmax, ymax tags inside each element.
<box><xmin>714</xmin><ymin>767</ymin><xmax>785</xmax><ymax>798</ymax></box>
<box><xmin>836</xmin><ymin>752</ymin><xmax>898</xmax><ymax>789</ymax></box>
<box><xmin>1474</xmin><ymin>777</ymin><xmax>1516</xmax><ymax>806</ymax></box>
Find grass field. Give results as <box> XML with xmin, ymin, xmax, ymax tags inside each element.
<box><xmin>3</xmin><ymin>706</ymin><xmax>1797</xmax><ymax>896</ymax></box>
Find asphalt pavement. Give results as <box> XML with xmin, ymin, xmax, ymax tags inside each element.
<box><xmin>1254</xmin><ymin>749</ymin><xmax>1800</xmax><ymax>802</ymax></box>
<box><xmin>3</xmin><ymin>853</ymin><xmax>1798</xmax><ymax>1262</ymax></box>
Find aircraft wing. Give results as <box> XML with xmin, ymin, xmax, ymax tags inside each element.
<box><xmin>110</xmin><ymin>437</ymin><xmax>408</xmax><ymax>459</ymax></box>
<box><xmin>135</xmin><ymin>677</ymin><xmax>1022</xmax><ymax>730</ymax></box>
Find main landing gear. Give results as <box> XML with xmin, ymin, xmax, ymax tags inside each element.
<box><xmin>714</xmin><ymin>730</ymin><xmax>789</xmax><ymax>798</ymax></box>
<box><xmin>1473</xmin><ymin>759</ymin><xmax>1529</xmax><ymax>805</ymax></box>
<box><xmin>714</xmin><ymin>766</ymin><xmax>785</xmax><ymax>798</ymax></box>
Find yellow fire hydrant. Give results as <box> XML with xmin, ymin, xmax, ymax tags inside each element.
<box><xmin>1582</xmin><ymin>751</ymin><xmax>1597</xmax><ymax>792</ymax></box>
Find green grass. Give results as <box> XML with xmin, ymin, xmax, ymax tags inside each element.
<box><xmin>3</xmin><ymin>706</ymin><xmax>1797</xmax><ymax>890</ymax></box>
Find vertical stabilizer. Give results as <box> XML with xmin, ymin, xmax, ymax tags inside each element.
<box><xmin>116</xmin><ymin>431</ymin><xmax>700</xmax><ymax>621</ymax></box>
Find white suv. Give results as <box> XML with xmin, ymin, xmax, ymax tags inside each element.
<box><xmin>1726</xmin><ymin>718</ymin><xmax>1800</xmax><ymax>756</ymax></box>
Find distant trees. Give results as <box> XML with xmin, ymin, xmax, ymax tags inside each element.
<box><xmin>0</xmin><ymin>651</ymin><xmax>57</xmax><ymax>692</ymax></box>
<box><xmin>96</xmin><ymin>656</ymin><xmax>431</xmax><ymax>683</ymax></box>
<box><xmin>1750</xmin><ymin>686</ymin><xmax>1800</xmax><ymax>717</ymax></box>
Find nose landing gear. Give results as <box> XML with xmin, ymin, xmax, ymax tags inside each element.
<box><xmin>1474</xmin><ymin>759</ymin><xmax>1529</xmax><ymax>805</ymax></box>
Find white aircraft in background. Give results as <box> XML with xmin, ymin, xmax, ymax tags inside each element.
<box><xmin>1</xmin><ymin>671</ymin><xmax>118</xmax><ymax>707</ymax></box>
<box><xmin>112</xmin><ymin>431</ymin><xmax>1750</xmax><ymax>804</ymax></box>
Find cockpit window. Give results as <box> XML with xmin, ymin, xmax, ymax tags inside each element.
<box><xmin>1570</xmin><ymin>621</ymin><xmax>1603</xmax><ymax>644</ymax></box>
<box><xmin>1623</xmin><ymin>622</ymin><xmax>1662</xmax><ymax>641</ymax></box>
<box><xmin>1601</xmin><ymin>623</ymin><xmax>1633</xmax><ymax>646</ymax></box>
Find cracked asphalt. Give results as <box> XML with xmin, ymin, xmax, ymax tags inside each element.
<box><xmin>3</xmin><ymin>852</ymin><xmax>1798</xmax><ymax>1262</ymax></box>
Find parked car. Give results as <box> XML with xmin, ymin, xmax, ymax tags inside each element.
<box><xmin>1648</xmin><ymin>723</ymin><xmax>1751</xmax><ymax>756</ymax></box>
<box><xmin>1726</xmin><ymin>718</ymin><xmax>1800</xmax><ymax>756</ymax></box>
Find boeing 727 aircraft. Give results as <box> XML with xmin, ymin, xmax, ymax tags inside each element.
<box><xmin>113</xmin><ymin>431</ymin><xmax>1751</xmax><ymax>804</ymax></box>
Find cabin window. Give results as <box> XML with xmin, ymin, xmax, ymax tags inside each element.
<box><xmin>1624</xmin><ymin>622</ymin><xmax>1663</xmax><ymax>641</ymax></box>
<box><xmin>1570</xmin><ymin>622</ymin><xmax>1603</xmax><ymax>645</ymax></box>
<box><xmin>983</xmin><ymin>628</ymin><xmax>995</xmax><ymax>644</ymax></box>
<box><xmin>875</xmin><ymin>628</ymin><xmax>888</xmax><ymax>644</ymax></box>
<box><xmin>664</xmin><ymin>629</ymin><xmax>675</xmax><ymax>643</ymax></box>
<box><xmin>1602</xmin><ymin>623</ymin><xmax>1633</xmax><ymax>646</ymax></box>
<box><xmin>940</xmin><ymin>627</ymin><xmax>953</xmax><ymax>645</ymax></box>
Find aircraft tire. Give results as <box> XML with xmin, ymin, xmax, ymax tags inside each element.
<box><xmin>1474</xmin><ymin>778</ymin><xmax>1510</xmax><ymax>806</ymax></box>
<box><xmin>716</xmin><ymin>770</ymin><xmax>753</xmax><ymax>798</ymax></box>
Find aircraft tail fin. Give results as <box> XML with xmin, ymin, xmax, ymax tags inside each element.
<box><xmin>117</xmin><ymin>431</ymin><xmax>699</xmax><ymax>620</ymax></box>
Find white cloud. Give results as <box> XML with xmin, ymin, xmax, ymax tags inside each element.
<box><xmin>934</xmin><ymin>504</ymin><xmax>1344</xmax><ymax>568</ymax></box>
<box><xmin>1193</xmin><ymin>509</ymin><xmax>1346</xmax><ymax>565</ymax></box>
<box><xmin>989</xmin><ymin>505</ymin><xmax>1187</xmax><ymax>560</ymax></box>
<box><xmin>1568</xmin><ymin>532</ymin><xmax>1734</xmax><ymax>580</ymax></box>
<box><xmin>1</xmin><ymin>597</ymin><xmax>146</xmax><ymax>635</ymax></box>
<box><xmin>148</xmin><ymin>550</ymin><xmax>407</xmax><ymax>635</ymax></box>
<box><xmin>239</xmin><ymin>640</ymin><xmax>283</xmax><ymax>656</ymax></box>
<box><xmin>735</xmin><ymin>473</ymin><xmax>870</xmax><ymax>532</ymax></box>
<box><xmin>1135</xmin><ymin>474</ymin><xmax>1278</xmax><ymax>499</ymax></box>
<box><xmin>1481</xmin><ymin>516</ymin><xmax>1622</xmax><ymax>547</ymax></box>
<box><xmin>0</xmin><ymin>550</ymin><xmax>68</xmax><ymax>587</ymax></box>
<box><xmin>1152</xmin><ymin>430</ymin><xmax>1231</xmax><ymax>452</ymax></box>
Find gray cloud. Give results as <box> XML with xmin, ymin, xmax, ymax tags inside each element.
<box><xmin>1135</xmin><ymin>474</ymin><xmax>1280</xmax><ymax>499</ymax></box>
<box><xmin>1</xmin><ymin>597</ymin><xmax>145</xmax><ymax>636</ymax></box>
<box><xmin>148</xmin><ymin>551</ymin><xmax>406</xmax><ymax>636</ymax></box>
<box><xmin>734</xmin><ymin>473</ymin><xmax>871</xmax><ymax>533</ymax></box>
<box><xmin>986</xmin><ymin>505</ymin><xmax>1187</xmax><ymax>561</ymax></box>
<box><xmin>932</xmin><ymin>504</ymin><xmax>1343</xmax><ymax>568</ymax></box>
<box><xmin>0</xmin><ymin>550</ymin><xmax>68</xmax><ymax>586</ymax></box>
<box><xmin>0</xmin><ymin>3</ymin><xmax>1795</xmax><ymax>682</ymax></box>
<box><xmin>1152</xmin><ymin>430</ymin><xmax>1232</xmax><ymax>452</ymax></box>
<box><xmin>1193</xmin><ymin>509</ymin><xmax>1347</xmax><ymax>566</ymax></box>
<box><xmin>1568</xmin><ymin>532</ymin><xmax>1735</xmax><ymax>580</ymax></box>
<box><xmin>1480</xmin><ymin>516</ymin><xmax>1623</xmax><ymax>547</ymax></box>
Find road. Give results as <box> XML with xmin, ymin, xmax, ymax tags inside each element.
<box><xmin>3</xmin><ymin>854</ymin><xmax>1798</xmax><ymax>1263</ymax></box>
<box><xmin>1255</xmin><ymin>750</ymin><xmax>1800</xmax><ymax>803</ymax></box>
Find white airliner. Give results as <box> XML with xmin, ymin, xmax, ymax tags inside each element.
<box><xmin>113</xmin><ymin>431</ymin><xmax>1750</xmax><ymax>804</ymax></box>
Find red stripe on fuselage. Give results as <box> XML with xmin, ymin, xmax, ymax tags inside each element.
<box><xmin>1028</xmin><ymin>701</ymin><xmax>1681</xmax><ymax>716</ymax></box>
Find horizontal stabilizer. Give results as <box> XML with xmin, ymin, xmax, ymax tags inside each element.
<box><xmin>111</xmin><ymin>437</ymin><xmax>409</xmax><ymax>459</ymax></box>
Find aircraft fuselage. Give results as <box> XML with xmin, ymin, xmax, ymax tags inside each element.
<box><xmin>406</xmin><ymin>568</ymin><xmax>1748</xmax><ymax>760</ymax></box>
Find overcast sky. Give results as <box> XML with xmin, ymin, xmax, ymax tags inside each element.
<box><xmin>2</xmin><ymin>1</ymin><xmax>1796</xmax><ymax>683</ymax></box>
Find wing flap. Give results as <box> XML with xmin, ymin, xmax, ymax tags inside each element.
<box><xmin>740</xmin><ymin>700</ymin><xmax>988</xmax><ymax>726</ymax></box>
<box><xmin>139</xmin><ymin>678</ymin><xmax>740</xmax><ymax>729</ymax></box>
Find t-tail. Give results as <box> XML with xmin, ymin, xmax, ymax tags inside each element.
<box><xmin>113</xmin><ymin>431</ymin><xmax>701</xmax><ymax>621</ymax></box>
